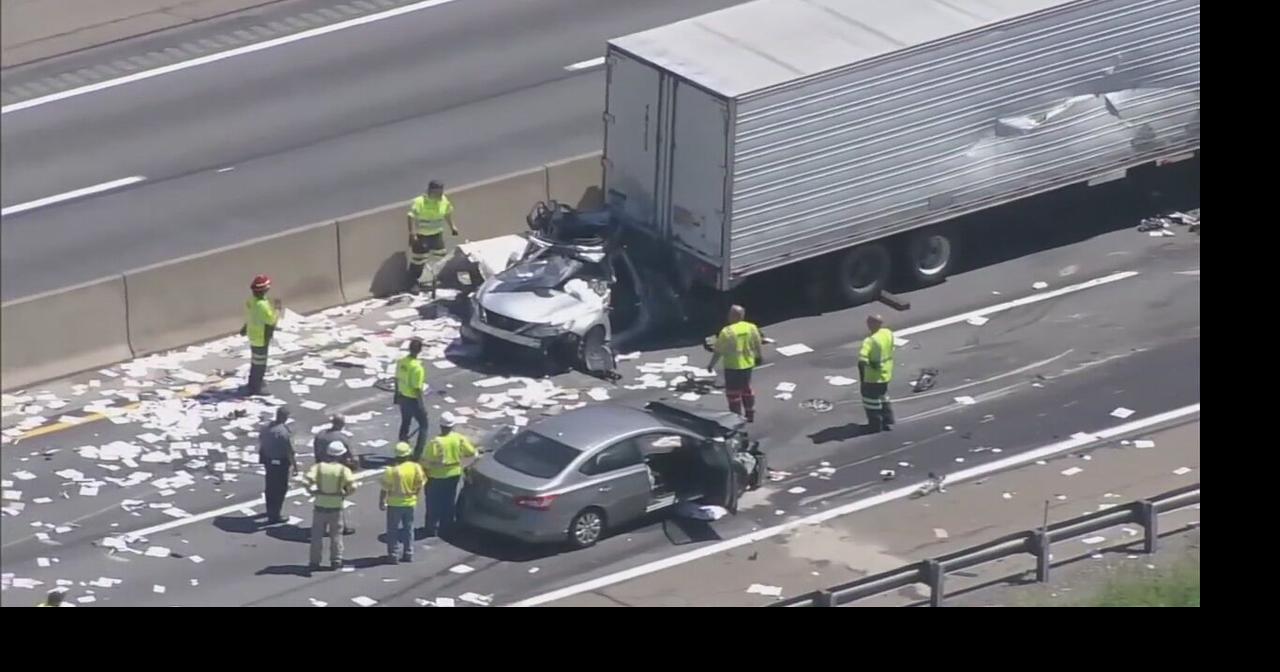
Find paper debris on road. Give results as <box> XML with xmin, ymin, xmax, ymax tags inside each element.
<box><xmin>1173</xmin><ymin>467</ymin><xmax>1193</xmax><ymax>476</ymax></box>
<box><xmin>587</xmin><ymin>388</ymin><xmax>611</xmax><ymax>401</ymax></box>
<box><xmin>954</xmin><ymin>396</ymin><xmax>976</xmax><ymax>405</ymax></box>
<box><xmin>352</xmin><ymin>596</ymin><xmax>378</xmax><ymax>607</ymax></box>
<box><xmin>768</xmin><ymin>470</ymin><xmax>790</xmax><ymax>482</ymax></box>
<box><xmin>2</xmin><ymin>490</ymin><xmax>22</xmax><ymax>501</ymax></box>
<box><xmin>300</xmin><ymin>400</ymin><xmax>326</xmax><ymax>411</ymax></box>
<box><xmin>459</xmin><ymin>592</ymin><xmax>493</xmax><ymax>606</ymax></box>
<box><xmin>144</xmin><ymin>546</ymin><xmax>171</xmax><ymax>558</ymax></box>
<box><xmin>1002</xmin><ymin>492</ymin><xmax>1014</xmax><ymax>500</ymax></box>
<box><xmin>37</xmin><ymin>557</ymin><xmax>51</xmax><ymax>567</ymax></box>
<box><xmin>1134</xmin><ymin>440</ymin><xmax>1156</xmax><ymax>449</ymax></box>
<box><xmin>473</xmin><ymin>377</ymin><xmax>511</xmax><ymax>388</ymax></box>
<box><xmin>1060</xmin><ymin>467</ymin><xmax>1083</xmax><ymax>477</ymax></box>
<box><xmin>746</xmin><ymin>583</ymin><xmax>783</xmax><ymax>597</ymax></box>
<box><xmin>816</xmin><ymin>466</ymin><xmax>836</xmax><ymax>476</ymax></box>
<box><xmin>678</xmin><ymin>393</ymin><xmax>701</xmax><ymax>402</ymax></box>
<box><xmin>79</xmin><ymin>485</ymin><xmax>99</xmax><ymax>497</ymax></box>
<box><xmin>386</xmin><ymin>308</ymin><xmax>419</xmax><ymax>320</ymax></box>
<box><xmin>776</xmin><ymin>344</ymin><xmax>814</xmax><ymax>357</ymax></box>
<box><xmin>1110</xmin><ymin>407</ymin><xmax>1136</xmax><ymax>419</ymax></box>
<box><xmin>1032</xmin><ymin>281</ymin><xmax>1049</xmax><ymax>290</ymax></box>
<box><xmin>954</xmin><ymin>457</ymin><xmax>965</xmax><ymax>463</ymax></box>
<box><xmin>966</xmin><ymin>316</ymin><xmax>990</xmax><ymax>326</ymax></box>
<box><xmin>77</xmin><ymin>595</ymin><xmax>97</xmax><ymax>604</ymax></box>
<box><xmin>449</xmin><ymin>564</ymin><xmax>475</xmax><ymax>575</ymax></box>
<box><xmin>775</xmin><ymin>382</ymin><xmax>797</xmax><ymax>393</ymax></box>
<box><xmin>153</xmin><ymin>585</ymin><xmax>166</xmax><ymax>594</ymax></box>
<box><xmin>826</xmin><ymin>376</ymin><xmax>857</xmax><ymax>386</ymax></box>
<box><xmin>879</xmin><ymin>469</ymin><xmax>896</xmax><ymax>480</ymax></box>
<box><xmin>189</xmin><ymin>555</ymin><xmax>205</xmax><ymax>564</ymax></box>
<box><xmin>1082</xmin><ymin>536</ymin><xmax>1107</xmax><ymax>545</ymax></box>
<box><xmin>676</xmin><ymin>502</ymin><xmax>729</xmax><ymax>521</ymax></box>
<box><xmin>787</xmin><ymin>486</ymin><xmax>807</xmax><ymax>494</ymax></box>
<box><xmin>528</xmin><ymin>567</ymin><xmax>540</xmax><ymax>574</ymax></box>
<box><xmin>934</xmin><ymin>528</ymin><xmax>949</xmax><ymax>539</ymax></box>
<box><xmin>309</xmin><ymin>598</ymin><xmax>328</xmax><ymax>607</ymax></box>
<box><xmin>12</xmin><ymin>471</ymin><xmax>36</xmax><ymax>481</ymax></box>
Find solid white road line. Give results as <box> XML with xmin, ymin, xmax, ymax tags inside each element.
<box><xmin>510</xmin><ymin>403</ymin><xmax>1200</xmax><ymax>606</ymax></box>
<box><xmin>896</xmin><ymin>270</ymin><xmax>1140</xmax><ymax>338</ymax></box>
<box><xmin>564</xmin><ymin>56</ymin><xmax>606</xmax><ymax>71</ymax></box>
<box><xmin>0</xmin><ymin>0</ymin><xmax>460</xmax><ymax>115</ymax></box>
<box><xmin>1</xmin><ymin>176</ymin><xmax>147</xmax><ymax>217</ymax></box>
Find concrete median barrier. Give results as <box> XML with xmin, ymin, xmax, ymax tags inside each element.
<box><xmin>1</xmin><ymin>275</ymin><xmax>133</xmax><ymax>391</ymax></box>
<box><xmin>546</xmin><ymin>152</ymin><xmax>603</xmax><ymax>210</ymax></box>
<box><xmin>336</xmin><ymin>203</ymin><xmax>407</xmax><ymax>301</ymax></box>
<box><xmin>450</xmin><ymin>166</ymin><xmax>549</xmax><ymax>242</ymax></box>
<box><xmin>126</xmin><ymin>221</ymin><xmax>343</xmax><ymax>357</ymax></box>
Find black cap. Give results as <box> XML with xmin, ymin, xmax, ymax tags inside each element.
<box><xmin>427</xmin><ymin>180</ymin><xmax>444</xmax><ymax>191</ymax></box>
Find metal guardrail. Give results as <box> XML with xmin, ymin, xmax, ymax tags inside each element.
<box><xmin>769</xmin><ymin>483</ymin><xmax>1200</xmax><ymax>607</ymax></box>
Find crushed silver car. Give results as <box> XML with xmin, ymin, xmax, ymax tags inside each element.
<box><xmin>459</xmin><ymin>202</ymin><xmax>649</xmax><ymax>374</ymax></box>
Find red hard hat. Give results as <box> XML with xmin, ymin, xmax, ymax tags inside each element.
<box><xmin>250</xmin><ymin>274</ymin><xmax>271</xmax><ymax>291</ymax></box>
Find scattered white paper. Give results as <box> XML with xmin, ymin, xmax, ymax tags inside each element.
<box><xmin>746</xmin><ymin>583</ymin><xmax>783</xmax><ymax>597</ymax></box>
<box><xmin>966</xmin><ymin>316</ymin><xmax>990</xmax><ymax>326</ymax></box>
<box><xmin>1032</xmin><ymin>281</ymin><xmax>1049</xmax><ymax>290</ymax></box>
<box><xmin>1173</xmin><ymin>467</ymin><xmax>1192</xmax><ymax>476</ymax></box>
<box><xmin>37</xmin><ymin>557</ymin><xmax>51</xmax><ymax>567</ymax></box>
<box><xmin>1002</xmin><ymin>492</ymin><xmax>1014</xmax><ymax>500</ymax></box>
<box><xmin>934</xmin><ymin>528</ymin><xmax>949</xmax><ymax>539</ymax></box>
<box><xmin>459</xmin><ymin>592</ymin><xmax>493</xmax><ymax>606</ymax></box>
<box><xmin>1061</xmin><ymin>467</ymin><xmax>1083</xmax><ymax>476</ymax></box>
<box><xmin>775</xmin><ymin>382</ymin><xmax>797</xmax><ymax>393</ymax></box>
<box><xmin>787</xmin><ymin>486</ymin><xmax>807</xmax><ymax>494</ymax></box>
<box><xmin>352</xmin><ymin>596</ymin><xmax>378</xmax><ymax>607</ymax></box>
<box><xmin>1082</xmin><ymin>536</ymin><xmax>1107</xmax><ymax>545</ymax></box>
<box><xmin>678</xmin><ymin>393</ymin><xmax>700</xmax><ymax>401</ymax></box>
<box><xmin>954</xmin><ymin>396</ymin><xmax>976</xmax><ymax>405</ymax></box>
<box><xmin>12</xmin><ymin>470</ymin><xmax>36</xmax><ymax>481</ymax></box>
<box><xmin>449</xmin><ymin>564</ymin><xmax>475</xmax><ymax>575</ymax></box>
<box><xmin>1110</xmin><ymin>407</ymin><xmax>1136</xmax><ymax>419</ymax></box>
<box><xmin>152</xmin><ymin>585</ymin><xmax>166</xmax><ymax>594</ymax></box>
<box><xmin>79</xmin><ymin>485</ymin><xmax>99</xmax><ymax>497</ymax></box>
<box><xmin>827</xmin><ymin>376</ymin><xmax>857</xmax><ymax>386</ymax></box>
<box><xmin>528</xmin><ymin>567</ymin><xmax>540</xmax><ymax>574</ymax></box>
<box><xmin>309</xmin><ymin>598</ymin><xmax>328</xmax><ymax>607</ymax></box>
<box><xmin>189</xmin><ymin>555</ymin><xmax>205</xmax><ymax>564</ymax></box>
<box><xmin>144</xmin><ymin>546</ymin><xmax>171</xmax><ymax>558</ymax></box>
<box><xmin>300</xmin><ymin>400</ymin><xmax>327</xmax><ymax>411</ymax></box>
<box><xmin>77</xmin><ymin>595</ymin><xmax>97</xmax><ymax>604</ymax></box>
<box><xmin>776</xmin><ymin>344</ymin><xmax>814</xmax><ymax>357</ymax></box>
<box><xmin>587</xmin><ymin>388</ymin><xmax>611</xmax><ymax>402</ymax></box>
<box><xmin>1134</xmin><ymin>440</ymin><xmax>1156</xmax><ymax>449</ymax></box>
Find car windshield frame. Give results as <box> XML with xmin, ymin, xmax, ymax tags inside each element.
<box><xmin>492</xmin><ymin>250</ymin><xmax>584</xmax><ymax>293</ymax></box>
<box><xmin>492</xmin><ymin>430</ymin><xmax>582</xmax><ymax>479</ymax></box>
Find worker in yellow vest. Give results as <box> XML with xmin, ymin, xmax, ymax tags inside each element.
<box><xmin>380</xmin><ymin>442</ymin><xmax>426</xmax><ymax>564</ymax></box>
<box><xmin>858</xmin><ymin>314</ymin><xmax>896</xmax><ymax>432</ymax></box>
<box><xmin>306</xmin><ymin>442</ymin><xmax>356</xmax><ymax>572</ymax></box>
<box><xmin>421</xmin><ymin>412</ymin><xmax>477</xmax><ymax>537</ymax></box>
<box><xmin>405</xmin><ymin>180</ymin><xmax>460</xmax><ymax>296</ymax></box>
<box><xmin>240</xmin><ymin>274</ymin><xmax>280</xmax><ymax>395</ymax></box>
<box><xmin>707</xmin><ymin>305</ymin><xmax>764</xmax><ymax>422</ymax></box>
<box><xmin>395</xmin><ymin>337</ymin><xmax>429</xmax><ymax>460</ymax></box>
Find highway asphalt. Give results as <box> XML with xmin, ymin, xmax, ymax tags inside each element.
<box><xmin>0</xmin><ymin>0</ymin><xmax>747</xmax><ymax>299</ymax></box>
<box><xmin>0</xmin><ymin>165</ymin><xmax>1201</xmax><ymax>606</ymax></box>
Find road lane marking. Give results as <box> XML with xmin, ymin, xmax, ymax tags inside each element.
<box><xmin>564</xmin><ymin>56</ymin><xmax>606</xmax><ymax>71</ymax></box>
<box><xmin>510</xmin><ymin>403</ymin><xmax>1200</xmax><ymax>606</ymax></box>
<box><xmin>1</xmin><ymin>176</ymin><xmax>146</xmax><ymax>217</ymax></box>
<box><xmin>0</xmin><ymin>0</ymin><xmax>460</xmax><ymax>115</ymax></box>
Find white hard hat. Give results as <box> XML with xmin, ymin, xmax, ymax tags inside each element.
<box><xmin>327</xmin><ymin>441</ymin><xmax>348</xmax><ymax>457</ymax></box>
<box><xmin>440</xmin><ymin>412</ymin><xmax>457</xmax><ymax>427</ymax></box>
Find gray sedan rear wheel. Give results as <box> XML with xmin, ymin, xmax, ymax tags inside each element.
<box><xmin>568</xmin><ymin>508</ymin><xmax>606</xmax><ymax>549</ymax></box>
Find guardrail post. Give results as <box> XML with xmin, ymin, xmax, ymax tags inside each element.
<box><xmin>1138</xmin><ymin>500</ymin><xmax>1158</xmax><ymax>554</ymax></box>
<box><xmin>924</xmin><ymin>559</ymin><xmax>946</xmax><ymax>607</ymax></box>
<box><xmin>1030</xmin><ymin>530</ymin><xmax>1051</xmax><ymax>583</ymax></box>
<box><xmin>814</xmin><ymin>590</ymin><xmax>835</xmax><ymax>607</ymax></box>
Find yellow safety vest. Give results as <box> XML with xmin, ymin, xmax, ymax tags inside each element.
<box><xmin>408</xmin><ymin>195</ymin><xmax>453</xmax><ymax>236</ymax></box>
<box><xmin>422</xmin><ymin>432</ymin><xmax>477</xmax><ymax>479</ymax></box>
<box><xmin>859</xmin><ymin>327</ymin><xmax>895</xmax><ymax>383</ymax></box>
<box><xmin>382</xmin><ymin>462</ymin><xmax>426</xmax><ymax>508</ymax></box>
<box><xmin>716</xmin><ymin>321</ymin><xmax>762</xmax><ymax>370</ymax></box>
<box><xmin>308</xmin><ymin>462</ymin><xmax>354</xmax><ymax>510</ymax></box>
<box><xmin>244</xmin><ymin>297</ymin><xmax>278</xmax><ymax>347</ymax></box>
<box><xmin>396</xmin><ymin>356</ymin><xmax>425</xmax><ymax>399</ymax></box>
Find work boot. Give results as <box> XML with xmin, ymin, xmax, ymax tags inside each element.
<box><xmin>882</xmin><ymin>400</ymin><xmax>895</xmax><ymax>429</ymax></box>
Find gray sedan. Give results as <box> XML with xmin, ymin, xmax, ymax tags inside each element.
<box><xmin>459</xmin><ymin>401</ymin><xmax>767</xmax><ymax>549</ymax></box>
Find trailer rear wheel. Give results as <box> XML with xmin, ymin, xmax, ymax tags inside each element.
<box><xmin>834</xmin><ymin>243</ymin><xmax>891</xmax><ymax>305</ymax></box>
<box><xmin>901</xmin><ymin>228</ymin><xmax>956</xmax><ymax>287</ymax></box>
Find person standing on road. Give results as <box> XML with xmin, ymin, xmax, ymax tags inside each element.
<box><xmin>707</xmin><ymin>305</ymin><xmax>764</xmax><ymax>423</ymax></box>
<box><xmin>306</xmin><ymin>442</ymin><xmax>356</xmax><ymax>572</ymax></box>
<box><xmin>380</xmin><ymin>442</ymin><xmax>426</xmax><ymax>564</ymax></box>
<box><xmin>313</xmin><ymin>414</ymin><xmax>357</xmax><ymax>535</ymax></box>
<box><xmin>396</xmin><ymin>338</ymin><xmax>430</xmax><ymax>460</ymax></box>
<box><xmin>241</xmin><ymin>274</ymin><xmax>280</xmax><ymax>395</ymax></box>
<box><xmin>858</xmin><ymin>314</ymin><xmax>896</xmax><ymax>432</ymax></box>
<box><xmin>257</xmin><ymin>406</ymin><xmax>298</xmax><ymax>524</ymax></box>
<box><xmin>405</xmin><ymin>180</ymin><xmax>460</xmax><ymax>296</ymax></box>
<box><xmin>37</xmin><ymin>590</ymin><xmax>70</xmax><ymax>607</ymax></box>
<box><xmin>421</xmin><ymin>412</ymin><xmax>477</xmax><ymax>537</ymax></box>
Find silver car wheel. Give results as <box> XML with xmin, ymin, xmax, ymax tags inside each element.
<box><xmin>572</xmin><ymin>510</ymin><xmax>603</xmax><ymax>547</ymax></box>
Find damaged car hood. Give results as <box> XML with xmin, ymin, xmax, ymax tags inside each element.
<box><xmin>479</xmin><ymin>288</ymin><xmax>603</xmax><ymax>325</ymax></box>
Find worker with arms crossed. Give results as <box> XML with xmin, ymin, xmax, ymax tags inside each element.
<box><xmin>406</xmin><ymin>180</ymin><xmax>461</xmax><ymax>297</ymax></box>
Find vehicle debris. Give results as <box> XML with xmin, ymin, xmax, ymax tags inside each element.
<box><xmin>746</xmin><ymin>583</ymin><xmax>783</xmax><ymax>597</ymax></box>
<box><xmin>910</xmin><ymin>369</ymin><xmax>939</xmax><ymax>393</ymax></box>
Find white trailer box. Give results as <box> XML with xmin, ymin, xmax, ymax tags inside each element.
<box><xmin>603</xmin><ymin>0</ymin><xmax>1200</xmax><ymax>290</ymax></box>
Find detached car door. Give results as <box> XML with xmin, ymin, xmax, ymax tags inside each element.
<box><xmin>578</xmin><ymin>438</ymin><xmax>651</xmax><ymax>527</ymax></box>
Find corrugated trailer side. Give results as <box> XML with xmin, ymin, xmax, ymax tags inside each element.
<box><xmin>727</xmin><ymin>0</ymin><xmax>1200</xmax><ymax>285</ymax></box>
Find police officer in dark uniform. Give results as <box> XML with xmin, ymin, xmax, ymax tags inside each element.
<box><xmin>258</xmin><ymin>406</ymin><xmax>297</xmax><ymax>524</ymax></box>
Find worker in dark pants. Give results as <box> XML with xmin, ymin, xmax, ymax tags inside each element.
<box><xmin>707</xmin><ymin>305</ymin><xmax>764</xmax><ymax>423</ymax></box>
<box><xmin>257</xmin><ymin>406</ymin><xmax>297</xmax><ymax>524</ymax></box>
<box><xmin>421</xmin><ymin>413</ymin><xmax>477</xmax><ymax>537</ymax></box>
<box><xmin>241</xmin><ymin>274</ymin><xmax>280</xmax><ymax>396</ymax></box>
<box><xmin>858</xmin><ymin>314</ymin><xmax>896</xmax><ymax>432</ymax></box>
<box><xmin>395</xmin><ymin>338</ymin><xmax>429</xmax><ymax>460</ymax></box>
<box><xmin>405</xmin><ymin>180</ymin><xmax>460</xmax><ymax>296</ymax></box>
<box><xmin>313</xmin><ymin>414</ymin><xmax>356</xmax><ymax>535</ymax></box>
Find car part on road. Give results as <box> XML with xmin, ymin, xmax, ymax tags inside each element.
<box><xmin>800</xmin><ymin>398</ymin><xmax>834</xmax><ymax>413</ymax></box>
<box><xmin>911</xmin><ymin>369</ymin><xmax>939</xmax><ymax>393</ymax></box>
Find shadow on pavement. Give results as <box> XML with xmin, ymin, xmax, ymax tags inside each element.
<box><xmin>809</xmin><ymin>423</ymin><xmax>875</xmax><ymax>444</ymax></box>
<box><xmin>212</xmin><ymin>514</ymin><xmax>272</xmax><ymax>535</ymax></box>
<box><xmin>662</xmin><ymin>517</ymin><xmax>723</xmax><ymax>545</ymax></box>
<box><xmin>256</xmin><ymin>564</ymin><xmax>313</xmax><ymax>578</ymax></box>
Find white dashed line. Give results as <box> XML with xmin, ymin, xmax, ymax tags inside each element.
<box><xmin>1</xmin><ymin>176</ymin><xmax>147</xmax><ymax>217</ymax></box>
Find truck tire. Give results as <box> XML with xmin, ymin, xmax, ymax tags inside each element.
<box><xmin>900</xmin><ymin>227</ymin><xmax>956</xmax><ymax>287</ymax></box>
<box><xmin>834</xmin><ymin>243</ymin><xmax>891</xmax><ymax>305</ymax></box>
